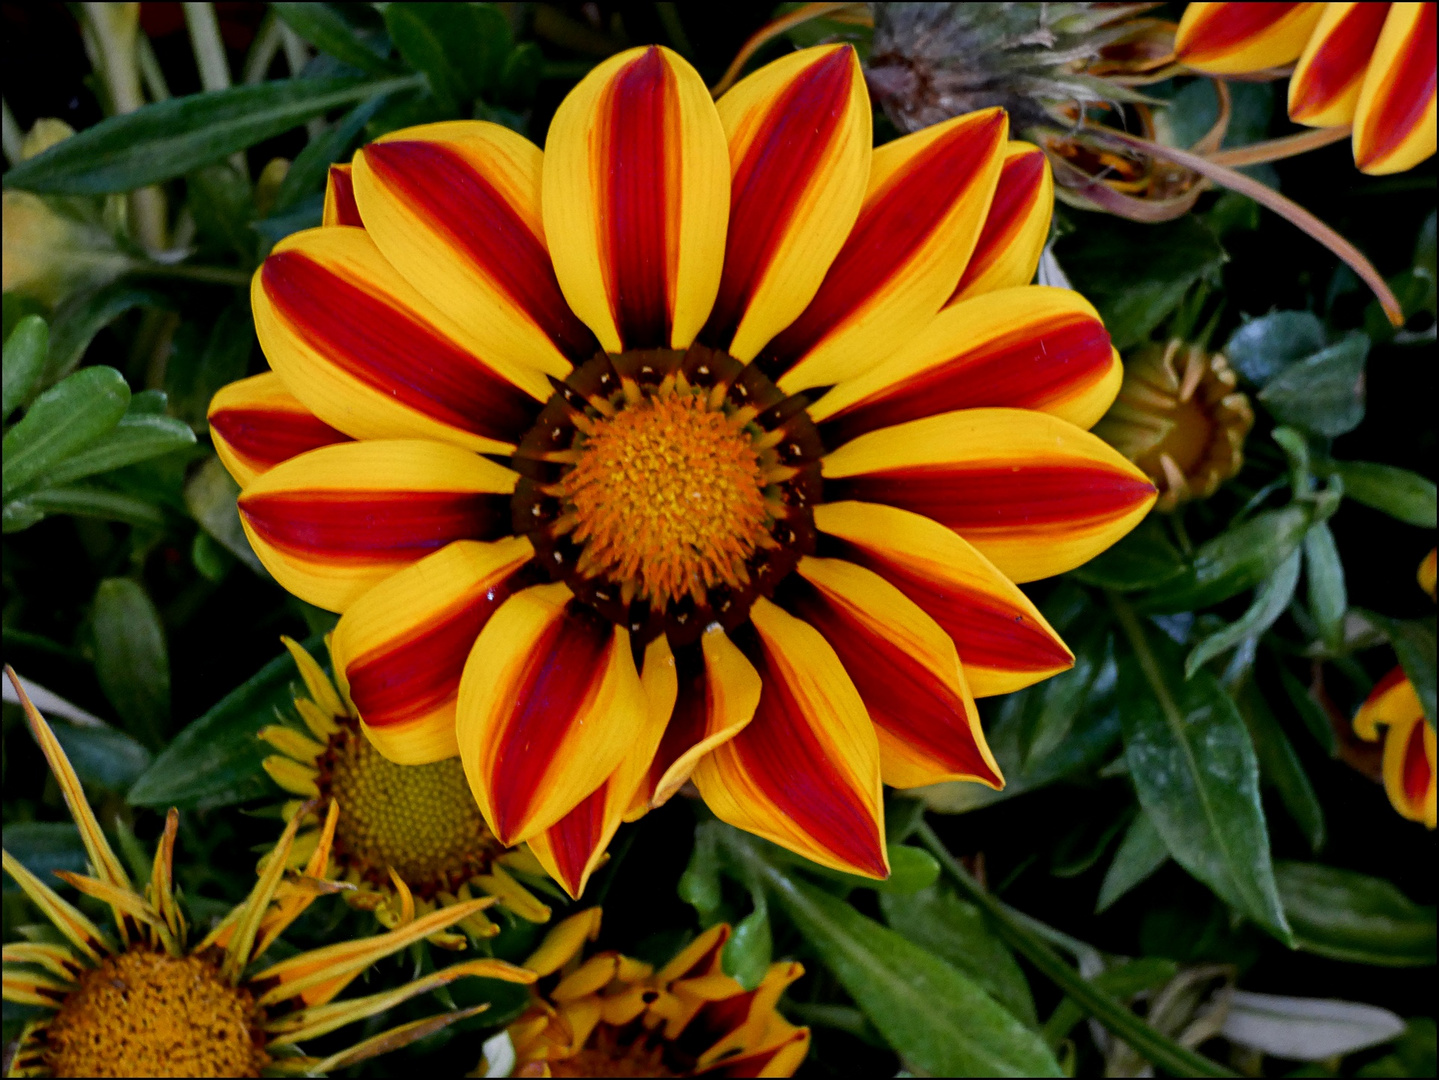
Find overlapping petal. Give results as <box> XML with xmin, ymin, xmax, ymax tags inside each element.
<box><xmin>208</xmin><ymin>371</ymin><xmax>350</xmax><ymax>488</ymax></box>
<box><xmin>322</xmin><ymin>164</ymin><xmax>363</xmax><ymax>228</ymax></box>
<box><xmin>823</xmin><ymin>407</ymin><xmax>1156</xmax><ymax>582</ymax></box>
<box><xmin>948</xmin><ymin>142</ymin><xmax>1053</xmax><ymax>304</ymax></box>
<box><xmin>1288</xmin><ymin>3</ymin><xmax>1393</xmax><ymax>127</ymax></box>
<box><xmin>1352</xmin><ymin>2</ymin><xmax>1437</xmax><ymax>175</ymax></box>
<box><xmin>1175</xmin><ymin>2</ymin><xmax>1326</xmax><ymax>73</ymax></box>
<box><xmin>1355</xmin><ymin>666</ymin><xmax>1437</xmax><ymax>828</ymax></box>
<box><xmin>236</xmin><ymin>440</ymin><xmax>516</xmax><ymax>612</ymax></box>
<box><xmin>353</xmin><ymin>121</ymin><xmax>595</xmax><ymax>375</ymax></box>
<box><xmin>705</xmin><ymin>45</ymin><xmax>872</xmax><ymax>362</ymax></box>
<box><xmin>692</xmin><ymin>598</ymin><xmax>887</xmax><ymax>878</ymax></box>
<box><xmin>767</xmin><ymin>107</ymin><xmax>1009</xmax><ymax>391</ymax></box>
<box><xmin>813</xmin><ymin>501</ymin><xmax>1072</xmax><ymax>697</ymax></box>
<box><xmin>456</xmin><ymin>583</ymin><xmax>649</xmax><ymax>845</ymax></box>
<box><xmin>254</xmin><ymin>228</ymin><xmax>552</xmax><ymax>453</ymax></box>
<box><xmin>787</xmin><ymin>557</ymin><xmax>1002</xmax><ymax>789</ymax></box>
<box><xmin>329</xmin><ymin>537</ymin><xmax>536</xmax><ymax>765</ymax></box>
<box><xmin>541</xmin><ymin>46</ymin><xmax>728</xmax><ymax>353</ymax></box>
<box><xmin>809</xmin><ymin>286</ymin><xmax>1122</xmax><ymax>442</ymax></box>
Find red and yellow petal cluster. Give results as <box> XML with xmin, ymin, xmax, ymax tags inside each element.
<box><xmin>1175</xmin><ymin>2</ymin><xmax>1436</xmax><ymax>175</ymax></box>
<box><xmin>211</xmin><ymin>43</ymin><xmax>1154</xmax><ymax>897</ymax></box>
<box><xmin>1354</xmin><ymin>667</ymin><xmax>1437</xmax><ymax>828</ymax></box>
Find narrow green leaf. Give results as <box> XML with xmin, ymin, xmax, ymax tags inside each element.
<box><xmin>1143</xmin><ymin>505</ymin><xmax>1311</xmax><ymax>613</ymax></box>
<box><xmin>45</xmin><ymin>284</ymin><xmax>168</xmax><ymax>383</ymax></box>
<box><xmin>1095</xmin><ymin>810</ymin><xmax>1170</xmax><ymax>913</ymax></box>
<box><xmin>1234</xmin><ymin>678</ymin><xmax>1325</xmax><ymax>854</ymax></box>
<box><xmin>272</xmin><ymin>3</ymin><xmax>399</xmax><ymax>76</ymax></box>
<box><xmin>1278</xmin><ymin>663</ymin><xmax>1339</xmax><ymax>757</ymax></box>
<box><xmin>1366</xmin><ymin>613</ymin><xmax>1437</xmax><ymax>725</ymax></box>
<box><xmin>385</xmin><ymin>3</ymin><xmax>512</xmax><ymax>105</ymax></box>
<box><xmin>3</xmin><ymin>314</ymin><xmax>48</xmax><ymax>418</ymax></box>
<box><xmin>270</xmin><ymin>94</ymin><xmax>391</xmax><ymax>214</ymax></box>
<box><xmin>1223</xmin><ymin>311</ymin><xmax>1327</xmax><ymax>386</ymax></box>
<box><xmin>1277</xmin><ymin>862</ymin><xmax>1436</xmax><ymax>967</ymax></box>
<box><xmin>5</xmin><ymin>485</ymin><xmax>167</xmax><ymax>531</ymax></box>
<box><xmin>92</xmin><ymin>578</ymin><xmax>170</xmax><ymax>747</ymax></box>
<box><xmin>1185</xmin><ymin>548</ymin><xmax>1302</xmax><ymax>677</ymax></box>
<box><xmin>498</xmin><ymin>41</ymin><xmax>543</xmax><ymax>103</ymax></box>
<box><xmin>4</xmin><ymin>76</ymin><xmax>422</xmax><ymax>195</ymax></box>
<box><xmin>1303</xmin><ymin>522</ymin><xmax>1347</xmax><ymax>647</ymax></box>
<box><xmin>1323</xmin><ymin>461</ymin><xmax>1437</xmax><ymax>528</ymax></box>
<box><xmin>1041</xmin><ymin>958</ymin><xmax>1180</xmax><ymax>1048</ymax></box>
<box><xmin>721</xmin><ymin>899</ymin><xmax>772</xmax><ymax>991</ymax></box>
<box><xmin>1258</xmin><ymin>333</ymin><xmax>1367</xmax><ymax>437</ymax></box>
<box><xmin>798</xmin><ymin>844</ymin><xmax>940</xmax><ymax>895</ymax></box>
<box><xmin>2</xmin><ymin>366</ymin><xmax>130</xmax><ymax>499</ymax></box>
<box><xmin>43</xmin><ymin>412</ymin><xmax>196</xmax><ymax>488</ymax></box>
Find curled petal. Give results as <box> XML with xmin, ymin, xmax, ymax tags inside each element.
<box><xmin>322</xmin><ymin>164</ymin><xmax>362</xmax><ymax>228</ymax></box>
<box><xmin>948</xmin><ymin>142</ymin><xmax>1053</xmax><ymax>304</ymax></box>
<box><xmin>1353</xmin><ymin>2</ymin><xmax>1437</xmax><ymax>175</ymax></box>
<box><xmin>1384</xmin><ymin>711</ymin><xmax>1437</xmax><ymax>828</ymax></box>
<box><xmin>1175</xmin><ymin>2</ymin><xmax>1327</xmax><ymax>74</ymax></box>
<box><xmin>208</xmin><ymin>371</ymin><xmax>350</xmax><ymax>488</ymax></box>
<box><xmin>1289</xmin><ymin>2</ymin><xmax>1392</xmax><ymax>127</ymax></box>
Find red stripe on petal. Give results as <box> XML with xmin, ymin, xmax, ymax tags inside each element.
<box><xmin>1290</xmin><ymin>3</ymin><xmax>1390</xmax><ymax>119</ymax></box>
<box><xmin>1402</xmin><ymin>719</ymin><xmax>1433</xmax><ymax>802</ymax></box>
<box><xmin>488</xmin><ymin>604</ymin><xmax>614</xmax><ymax>840</ymax></box>
<box><xmin>239</xmin><ymin>490</ymin><xmax>509</xmax><ymax>562</ymax></box>
<box><xmin>820</xmin><ymin>315</ymin><xmax>1113</xmax><ymax>446</ymax></box>
<box><xmin>208</xmin><ymin>406</ymin><xmax>351</xmax><ymax>471</ymax></box>
<box><xmin>764</xmin><ymin>110</ymin><xmax>1008</xmax><ymax>375</ymax></box>
<box><xmin>640</xmin><ymin>648</ymin><xmax>708</xmax><ymax>802</ymax></box>
<box><xmin>950</xmin><ymin>149</ymin><xmax>1046</xmax><ymax>301</ymax></box>
<box><xmin>541</xmin><ymin>785</ymin><xmax>608</xmax><ymax>897</ymax></box>
<box><xmin>1356</xmin><ymin>4</ymin><xmax>1437</xmax><ymax>167</ymax></box>
<box><xmin>325</xmin><ymin>165</ymin><xmax>363</xmax><ymax>227</ymax></box>
<box><xmin>705</xmin><ymin>49</ymin><xmax>855</xmax><ymax>345</ymax></box>
<box><xmin>361</xmin><ymin>140</ymin><xmax>598</xmax><ymax>361</ymax></box>
<box><xmin>1181</xmin><ymin>3</ymin><xmax>1306</xmax><ymax>57</ymax></box>
<box><xmin>782</xmin><ymin>578</ymin><xmax>999</xmax><ymax>783</ymax></box>
<box><xmin>733</xmin><ymin>626</ymin><xmax>888</xmax><ymax>878</ymax></box>
<box><xmin>262</xmin><ymin>251</ymin><xmax>541</xmax><ymax>443</ymax></box>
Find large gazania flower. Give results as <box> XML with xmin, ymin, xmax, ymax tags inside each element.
<box><xmin>505</xmin><ymin>908</ymin><xmax>808</xmax><ymax>1077</ymax></box>
<box><xmin>1175</xmin><ymin>2</ymin><xmax>1436</xmax><ymax>175</ymax></box>
<box><xmin>0</xmin><ymin>671</ymin><xmax>534</xmax><ymax>1078</ymax></box>
<box><xmin>209</xmin><ymin>43</ymin><xmax>1155</xmax><ymax>897</ymax></box>
<box><xmin>259</xmin><ymin>637</ymin><xmax>553</xmax><ymax>945</ymax></box>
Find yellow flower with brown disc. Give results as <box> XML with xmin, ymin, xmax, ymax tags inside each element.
<box><xmin>0</xmin><ymin>667</ymin><xmax>534</xmax><ymax>1079</ymax></box>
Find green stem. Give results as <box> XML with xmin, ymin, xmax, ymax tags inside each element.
<box><xmin>916</xmin><ymin>822</ymin><xmax>1235</xmax><ymax>1079</ymax></box>
<box><xmin>1110</xmin><ymin>593</ymin><xmax>1187</xmax><ymax>731</ymax></box>
<box><xmin>134</xmin><ymin>262</ymin><xmax>251</xmax><ymax>286</ymax></box>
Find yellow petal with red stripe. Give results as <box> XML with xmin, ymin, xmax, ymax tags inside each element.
<box><xmin>769</xmin><ymin>107</ymin><xmax>1009</xmax><ymax>391</ymax></box>
<box><xmin>1353</xmin><ymin>2</ymin><xmax>1437</xmax><ymax>175</ymax></box>
<box><xmin>1288</xmin><ymin>3</ymin><xmax>1392</xmax><ymax>127</ymax></box>
<box><xmin>948</xmin><ymin>142</ymin><xmax>1053</xmax><ymax>304</ymax></box>
<box><xmin>456</xmin><ymin>583</ymin><xmax>649</xmax><ymax>845</ymax></box>
<box><xmin>208</xmin><ymin>371</ymin><xmax>351</xmax><ymax>488</ymax></box>
<box><xmin>1383</xmin><ymin>711</ymin><xmax>1437</xmax><ymax>828</ymax></box>
<box><xmin>528</xmin><ymin>637</ymin><xmax>677</xmax><ymax>897</ymax></box>
<box><xmin>823</xmin><ymin>407</ymin><xmax>1156</xmax><ymax>583</ymax></box>
<box><xmin>810</xmin><ymin>286</ymin><xmax>1122</xmax><ymax>440</ymax></box>
<box><xmin>254</xmin><ymin>228</ymin><xmax>551</xmax><ymax>455</ymax></box>
<box><xmin>790</xmin><ymin>556</ymin><xmax>1002</xmax><ymax>790</ymax></box>
<box><xmin>706</xmin><ymin>45</ymin><xmax>872</xmax><ymax>362</ymax></box>
<box><xmin>692</xmin><ymin>597</ymin><xmax>887</xmax><ymax>879</ymax></box>
<box><xmin>322</xmin><ymin>163</ymin><xmax>362</xmax><ymax>227</ymax></box>
<box><xmin>1175</xmin><ymin>2</ymin><xmax>1326</xmax><ymax>74</ymax></box>
<box><xmin>330</xmin><ymin>537</ymin><xmax>536</xmax><ymax>765</ymax></box>
<box><xmin>237</xmin><ymin>439</ymin><xmax>517</xmax><ymax>613</ymax></box>
<box><xmin>541</xmin><ymin>46</ymin><xmax>728</xmax><ymax>353</ymax></box>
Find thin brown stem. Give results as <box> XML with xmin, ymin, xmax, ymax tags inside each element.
<box><xmin>1207</xmin><ymin>125</ymin><xmax>1352</xmax><ymax>167</ymax></box>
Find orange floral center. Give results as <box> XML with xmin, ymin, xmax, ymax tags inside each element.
<box><xmin>546</xmin><ymin>1024</ymin><xmax>682</xmax><ymax>1078</ymax></box>
<box><xmin>42</xmin><ymin>950</ymin><xmax>268</xmax><ymax>1078</ymax></box>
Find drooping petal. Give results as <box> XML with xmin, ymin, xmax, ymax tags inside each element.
<box><xmin>1352</xmin><ymin>2</ymin><xmax>1437</xmax><ymax>175</ymax></box>
<box><xmin>353</xmin><ymin>121</ymin><xmax>596</xmax><ymax>373</ymax></box>
<box><xmin>237</xmin><ymin>440</ymin><xmax>516</xmax><ymax>612</ymax></box>
<box><xmin>208</xmin><ymin>371</ymin><xmax>351</xmax><ymax>487</ymax></box>
<box><xmin>823</xmin><ymin>407</ymin><xmax>1156</xmax><ymax>582</ymax></box>
<box><xmin>1383</xmin><ymin>712</ymin><xmax>1437</xmax><ymax>828</ymax></box>
<box><xmin>705</xmin><ymin>45</ymin><xmax>872</xmax><ymax>362</ymax></box>
<box><xmin>809</xmin><ymin>286</ymin><xmax>1122</xmax><ymax>441</ymax></box>
<box><xmin>691</xmin><ymin>597</ymin><xmax>887</xmax><ymax>878</ymax></box>
<box><xmin>814</xmin><ymin>501</ymin><xmax>1073</xmax><ymax>697</ymax></box>
<box><xmin>254</xmin><ymin>228</ymin><xmax>551</xmax><ymax>453</ymax></box>
<box><xmin>1175</xmin><ymin>2</ymin><xmax>1327</xmax><ymax>74</ymax></box>
<box><xmin>541</xmin><ymin>46</ymin><xmax>728</xmax><ymax>353</ymax></box>
<box><xmin>786</xmin><ymin>557</ymin><xmax>1002</xmax><ymax>789</ymax></box>
<box><xmin>1288</xmin><ymin>3</ymin><xmax>1393</xmax><ymax>127</ymax></box>
<box><xmin>628</xmin><ymin>625</ymin><xmax>762</xmax><ymax>817</ymax></box>
<box><xmin>322</xmin><ymin>163</ymin><xmax>363</xmax><ymax>228</ymax></box>
<box><xmin>948</xmin><ymin>142</ymin><xmax>1053</xmax><ymax>304</ymax></box>
<box><xmin>456</xmin><ymin>583</ymin><xmax>649</xmax><ymax>845</ymax></box>
<box><xmin>766</xmin><ymin>108</ymin><xmax>1009</xmax><ymax>391</ymax></box>
<box><xmin>527</xmin><ymin>637</ymin><xmax>677</xmax><ymax>897</ymax></box>
<box><xmin>329</xmin><ymin>537</ymin><xmax>536</xmax><ymax>765</ymax></box>
<box><xmin>1352</xmin><ymin>664</ymin><xmax>1411</xmax><ymax>741</ymax></box>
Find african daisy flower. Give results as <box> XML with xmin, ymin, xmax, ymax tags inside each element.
<box><xmin>208</xmin><ymin>43</ymin><xmax>1155</xmax><ymax>898</ymax></box>
<box><xmin>1175</xmin><ymin>2</ymin><xmax>1436</xmax><ymax>175</ymax></box>
<box><xmin>0</xmin><ymin>670</ymin><xmax>534</xmax><ymax>1078</ymax></box>
<box><xmin>504</xmin><ymin>908</ymin><xmax>808</xmax><ymax>1077</ymax></box>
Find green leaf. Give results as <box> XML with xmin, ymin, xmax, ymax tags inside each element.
<box><xmin>1322</xmin><ymin>461</ymin><xmax>1436</xmax><ymax>528</ymax></box>
<box><xmin>2</xmin><ymin>366</ymin><xmax>130</xmax><ymax>499</ymax></box>
<box><xmin>45</xmin><ymin>284</ymin><xmax>168</xmax><ymax>384</ymax></box>
<box><xmin>1277</xmin><ymin>862</ymin><xmax>1436</xmax><ymax>967</ymax></box>
<box><xmin>721</xmin><ymin>899</ymin><xmax>772</xmax><ymax>991</ymax></box>
<box><xmin>272</xmin><ymin>3</ymin><xmax>399</xmax><ymax>76</ymax></box>
<box><xmin>678</xmin><ymin>827</ymin><xmax>723</xmax><ymax>923</ymax></box>
<box><xmin>92</xmin><ymin>578</ymin><xmax>169</xmax><ymax>746</ymax></box>
<box><xmin>1258</xmin><ymin>333</ymin><xmax>1367</xmax><ymax>437</ymax></box>
<box><xmin>4</xmin><ymin>76</ymin><xmax>422</xmax><ymax>195</ymax></box>
<box><xmin>498</xmin><ymin>41</ymin><xmax>543</xmax><ymax>103</ymax></box>
<box><xmin>1116</xmin><ymin>618</ymin><xmax>1292</xmax><ymax>944</ymax></box>
<box><xmin>50</xmin><ymin>724</ymin><xmax>153</xmax><ymax>790</ymax></box>
<box><xmin>184</xmin><ymin>455</ymin><xmax>266</xmax><ymax>574</ymax></box>
<box><xmin>881</xmin><ymin>884</ymin><xmax>1037</xmax><ymax>1027</ymax></box>
<box><xmin>745</xmin><ymin>845</ymin><xmax>1062</xmax><ymax>1076</ymax></box>
<box><xmin>385</xmin><ymin>3</ymin><xmax>511</xmax><ymax>107</ymax></box>
<box><xmin>3</xmin><ymin>314</ymin><xmax>47</xmax><ymax>419</ymax></box>
<box><xmin>1303</xmin><ymin>522</ymin><xmax>1347</xmax><ymax>648</ymax></box>
<box><xmin>1234</xmin><ymin>678</ymin><xmax>1325</xmax><ymax>854</ymax></box>
<box><xmin>1366</xmin><ymin>614</ymin><xmax>1437</xmax><ymax>725</ymax></box>
<box><xmin>4</xmin><ymin>485</ymin><xmax>166</xmax><ymax>532</ymax></box>
<box><xmin>0</xmin><ymin>823</ymin><xmax>87</xmax><ymax>890</ymax></box>
<box><xmin>1222</xmin><ymin>311</ymin><xmax>1327</xmax><ymax>387</ymax></box>
<box><xmin>800</xmin><ymin>844</ymin><xmax>940</xmax><ymax>895</ymax></box>
<box><xmin>1278</xmin><ymin>663</ymin><xmax>1338</xmax><ymax>757</ymax></box>
<box><xmin>1185</xmin><ymin>549</ymin><xmax>1302</xmax><ymax>677</ymax></box>
<box><xmin>186</xmin><ymin>164</ymin><xmax>255</xmax><ymax>260</ymax></box>
<box><xmin>1041</xmin><ymin>957</ymin><xmax>1180</xmax><ymax>1048</ymax></box>
<box><xmin>270</xmin><ymin>95</ymin><xmax>391</xmax><ymax>214</ymax></box>
<box><xmin>43</xmin><ymin>411</ymin><xmax>196</xmax><ymax>488</ymax></box>
<box><xmin>1070</xmin><ymin>517</ymin><xmax>1187</xmax><ymax>591</ymax></box>
<box><xmin>1142</xmin><ymin>504</ymin><xmax>1311</xmax><ymax>613</ymax></box>
<box><xmin>1095</xmin><ymin>810</ymin><xmax>1169</xmax><ymax>913</ymax></box>
<box><xmin>166</xmin><ymin>304</ymin><xmax>255</xmax><ymax>428</ymax></box>
<box><xmin>128</xmin><ymin>637</ymin><xmax>325</xmax><ymax>811</ymax></box>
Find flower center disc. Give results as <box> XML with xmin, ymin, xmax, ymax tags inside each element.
<box><xmin>548</xmin><ymin>1024</ymin><xmax>682</xmax><ymax>1078</ymax></box>
<box><xmin>43</xmin><ymin>951</ymin><xmax>268</xmax><ymax>1078</ymax></box>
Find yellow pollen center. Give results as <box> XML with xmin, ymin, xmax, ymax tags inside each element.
<box><xmin>325</xmin><ymin>727</ymin><xmax>500</xmax><ymax>894</ymax></box>
<box><xmin>42</xmin><ymin>950</ymin><xmax>268</xmax><ymax>1078</ymax></box>
<box><xmin>558</xmin><ymin>393</ymin><xmax>769</xmax><ymax>608</ymax></box>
